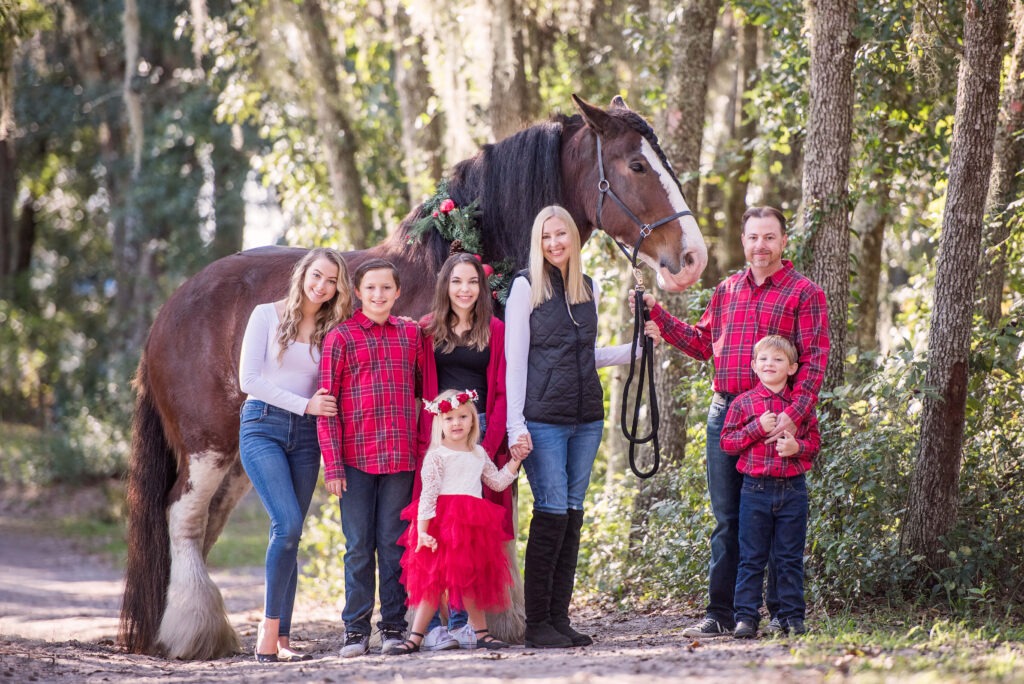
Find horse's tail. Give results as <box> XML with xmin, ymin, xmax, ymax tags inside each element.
<box><xmin>119</xmin><ymin>353</ymin><xmax>175</xmax><ymax>654</ymax></box>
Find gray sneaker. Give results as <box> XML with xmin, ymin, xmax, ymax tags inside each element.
<box><xmin>422</xmin><ymin>625</ymin><xmax>460</xmax><ymax>651</ymax></box>
<box><xmin>682</xmin><ymin>617</ymin><xmax>731</xmax><ymax>638</ymax></box>
<box><xmin>765</xmin><ymin>616</ymin><xmax>783</xmax><ymax>635</ymax></box>
<box><xmin>449</xmin><ymin>624</ymin><xmax>477</xmax><ymax>648</ymax></box>
<box><xmin>380</xmin><ymin>628</ymin><xmax>405</xmax><ymax>655</ymax></box>
<box><xmin>733</xmin><ymin>620</ymin><xmax>757</xmax><ymax>639</ymax></box>
<box><xmin>339</xmin><ymin>632</ymin><xmax>369</xmax><ymax>658</ymax></box>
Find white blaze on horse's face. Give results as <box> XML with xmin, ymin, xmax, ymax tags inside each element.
<box><xmin>639</xmin><ymin>139</ymin><xmax>708</xmax><ymax>291</ymax></box>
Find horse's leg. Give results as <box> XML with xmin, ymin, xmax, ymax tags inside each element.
<box><xmin>157</xmin><ymin>451</ymin><xmax>240</xmax><ymax>660</ymax></box>
<box><xmin>202</xmin><ymin>457</ymin><xmax>251</xmax><ymax>559</ymax></box>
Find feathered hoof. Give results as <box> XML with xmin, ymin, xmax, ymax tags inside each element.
<box><xmin>157</xmin><ymin>576</ymin><xmax>239</xmax><ymax>659</ymax></box>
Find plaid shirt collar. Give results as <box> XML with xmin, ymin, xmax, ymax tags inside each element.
<box><xmin>743</xmin><ymin>259</ymin><xmax>795</xmax><ymax>289</ymax></box>
<box><xmin>352</xmin><ymin>308</ymin><xmax>398</xmax><ymax>329</ymax></box>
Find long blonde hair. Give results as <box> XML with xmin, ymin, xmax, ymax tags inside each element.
<box><xmin>428</xmin><ymin>389</ymin><xmax>481</xmax><ymax>449</ymax></box>
<box><xmin>425</xmin><ymin>253</ymin><xmax>493</xmax><ymax>352</ymax></box>
<box><xmin>528</xmin><ymin>205</ymin><xmax>592</xmax><ymax>309</ymax></box>
<box><xmin>277</xmin><ymin>248</ymin><xmax>352</xmax><ymax>361</ymax></box>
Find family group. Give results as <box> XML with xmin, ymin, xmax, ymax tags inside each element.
<box><xmin>236</xmin><ymin>203</ymin><xmax>829</xmax><ymax>662</ymax></box>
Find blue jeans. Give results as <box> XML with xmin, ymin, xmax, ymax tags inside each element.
<box><xmin>426</xmin><ymin>412</ymin><xmax>487</xmax><ymax>633</ymax></box>
<box><xmin>734</xmin><ymin>474</ymin><xmax>808</xmax><ymax>626</ymax></box>
<box><xmin>340</xmin><ymin>465</ymin><xmax>414</xmax><ymax>635</ymax></box>
<box><xmin>521</xmin><ymin>420</ymin><xmax>604</xmax><ymax>514</ymax></box>
<box><xmin>239</xmin><ymin>400</ymin><xmax>321</xmax><ymax>637</ymax></box>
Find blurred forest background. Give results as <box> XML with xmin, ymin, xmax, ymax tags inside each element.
<box><xmin>1</xmin><ymin>0</ymin><xmax>1022</xmax><ymax>618</ymax></box>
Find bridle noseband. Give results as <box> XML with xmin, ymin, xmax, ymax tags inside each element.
<box><xmin>591</xmin><ymin>132</ymin><xmax>693</xmax><ymax>480</ymax></box>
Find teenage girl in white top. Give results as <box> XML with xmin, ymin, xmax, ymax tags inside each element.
<box><xmin>238</xmin><ymin>247</ymin><xmax>352</xmax><ymax>662</ymax></box>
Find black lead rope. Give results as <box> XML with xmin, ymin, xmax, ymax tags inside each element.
<box><xmin>591</xmin><ymin>134</ymin><xmax>693</xmax><ymax>480</ymax></box>
<box><xmin>621</xmin><ymin>284</ymin><xmax>661</xmax><ymax>479</ymax></box>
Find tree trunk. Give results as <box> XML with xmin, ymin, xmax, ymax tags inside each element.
<box><xmin>391</xmin><ymin>0</ymin><xmax>445</xmax><ymax>204</ymax></box>
<box><xmin>488</xmin><ymin>0</ymin><xmax>532</xmax><ymax>140</ymax></box>
<box><xmin>850</xmin><ymin>177</ymin><xmax>892</xmax><ymax>353</ymax></box>
<box><xmin>116</xmin><ymin>0</ymin><xmax>144</xmax><ymax>338</ymax></box>
<box><xmin>801</xmin><ymin>0</ymin><xmax>858</xmax><ymax>393</ymax></box>
<box><xmin>977</xmin><ymin>2</ymin><xmax>1024</xmax><ymax>326</ymax></box>
<box><xmin>722</xmin><ymin>18</ymin><xmax>759</xmax><ymax>276</ymax></box>
<box><xmin>0</xmin><ymin>138</ymin><xmax>14</xmax><ymax>282</ymax></box>
<box><xmin>641</xmin><ymin>0</ymin><xmax>720</xmax><ymax>500</ymax></box>
<box><xmin>902</xmin><ymin>0</ymin><xmax>1008</xmax><ymax>569</ymax></box>
<box><xmin>209</xmin><ymin>131</ymin><xmax>247</xmax><ymax>260</ymax></box>
<box><xmin>295</xmin><ymin>0</ymin><xmax>372</xmax><ymax>249</ymax></box>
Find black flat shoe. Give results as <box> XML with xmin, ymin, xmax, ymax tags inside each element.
<box><xmin>255</xmin><ymin>652</ymin><xmax>279</xmax><ymax>663</ymax></box>
<box><xmin>385</xmin><ymin>631</ymin><xmax>424</xmax><ymax>656</ymax></box>
<box><xmin>474</xmin><ymin>630</ymin><xmax>509</xmax><ymax>650</ymax></box>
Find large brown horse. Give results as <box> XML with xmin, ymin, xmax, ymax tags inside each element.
<box><xmin>119</xmin><ymin>95</ymin><xmax>707</xmax><ymax>660</ymax></box>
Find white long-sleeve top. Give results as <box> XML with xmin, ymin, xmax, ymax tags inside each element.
<box><xmin>504</xmin><ymin>277</ymin><xmax>635</xmax><ymax>445</ymax></box>
<box><xmin>417</xmin><ymin>444</ymin><xmax>518</xmax><ymax>520</ymax></box>
<box><xmin>238</xmin><ymin>303</ymin><xmax>318</xmax><ymax>416</ymax></box>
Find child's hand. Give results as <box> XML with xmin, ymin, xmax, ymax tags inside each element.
<box><xmin>416</xmin><ymin>531</ymin><xmax>437</xmax><ymax>552</ymax></box>
<box><xmin>759</xmin><ymin>411</ymin><xmax>777</xmax><ymax>433</ymax></box>
<box><xmin>776</xmin><ymin>430</ymin><xmax>799</xmax><ymax>457</ymax></box>
<box><xmin>510</xmin><ymin>432</ymin><xmax>532</xmax><ymax>460</ymax></box>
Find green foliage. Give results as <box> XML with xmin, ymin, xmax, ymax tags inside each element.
<box><xmin>790</xmin><ymin>608</ymin><xmax>1024</xmax><ymax>680</ymax></box>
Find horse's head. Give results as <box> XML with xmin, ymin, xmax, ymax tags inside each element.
<box><xmin>567</xmin><ymin>95</ymin><xmax>707</xmax><ymax>292</ymax></box>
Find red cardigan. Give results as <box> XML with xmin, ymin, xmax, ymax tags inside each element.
<box><xmin>415</xmin><ymin>315</ymin><xmax>514</xmax><ymax>535</ymax></box>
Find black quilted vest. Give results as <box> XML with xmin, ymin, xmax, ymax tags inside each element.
<box><xmin>518</xmin><ymin>267</ymin><xmax>604</xmax><ymax>425</ymax></box>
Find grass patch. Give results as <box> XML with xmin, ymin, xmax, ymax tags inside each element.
<box><xmin>207</xmin><ymin>491</ymin><xmax>272</xmax><ymax>569</ymax></box>
<box><xmin>789</xmin><ymin>608</ymin><xmax>1024</xmax><ymax>682</ymax></box>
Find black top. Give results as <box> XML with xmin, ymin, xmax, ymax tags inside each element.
<box><xmin>435</xmin><ymin>343</ymin><xmax>490</xmax><ymax>409</ymax></box>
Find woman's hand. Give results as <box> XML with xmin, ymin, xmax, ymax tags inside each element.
<box><xmin>306</xmin><ymin>388</ymin><xmax>338</xmax><ymax>417</ymax></box>
<box><xmin>416</xmin><ymin>530</ymin><xmax>438</xmax><ymax>552</ymax></box>
<box><xmin>510</xmin><ymin>432</ymin><xmax>532</xmax><ymax>461</ymax></box>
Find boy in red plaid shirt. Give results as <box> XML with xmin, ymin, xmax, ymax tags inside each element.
<box><xmin>317</xmin><ymin>258</ymin><xmax>425</xmax><ymax>657</ymax></box>
<box><xmin>721</xmin><ymin>335</ymin><xmax>819</xmax><ymax>639</ymax></box>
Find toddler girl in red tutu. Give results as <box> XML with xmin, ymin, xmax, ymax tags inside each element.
<box><xmin>390</xmin><ymin>388</ymin><xmax>525</xmax><ymax>654</ymax></box>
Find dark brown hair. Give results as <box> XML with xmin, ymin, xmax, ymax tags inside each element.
<box><xmin>353</xmin><ymin>258</ymin><xmax>400</xmax><ymax>289</ymax></box>
<box><xmin>425</xmin><ymin>253</ymin><xmax>493</xmax><ymax>353</ymax></box>
<box><xmin>741</xmin><ymin>206</ymin><xmax>787</xmax><ymax>235</ymax></box>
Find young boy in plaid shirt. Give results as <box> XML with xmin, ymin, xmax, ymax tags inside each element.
<box><xmin>720</xmin><ymin>334</ymin><xmax>820</xmax><ymax>639</ymax></box>
<box><xmin>317</xmin><ymin>258</ymin><xmax>425</xmax><ymax>657</ymax></box>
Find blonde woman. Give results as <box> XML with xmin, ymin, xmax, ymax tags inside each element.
<box><xmin>504</xmin><ymin>205</ymin><xmax>657</xmax><ymax>648</ymax></box>
<box><xmin>238</xmin><ymin>247</ymin><xmax>352</xmax><ymax>662</ymax></box>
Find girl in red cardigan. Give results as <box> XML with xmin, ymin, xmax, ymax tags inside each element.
<box><xmin>414</xmin><ymin>251</ymin><xmax>524</xmax><ymax>649</ymax></box>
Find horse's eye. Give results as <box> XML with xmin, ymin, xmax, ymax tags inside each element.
<box><xmin>629</xmin><ymin>161</ymin><xmax>645</xmax><ymax>173</ymax></box>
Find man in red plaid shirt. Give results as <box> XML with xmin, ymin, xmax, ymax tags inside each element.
<box><xmin>640</xmin><ymin>206</ymin><xmax>829</xmax><ymax>639</ymax></box>
<box><xmin>317</xmin><ymin>258</ymin><xmax>425</xmax><ymax>658</ymax></box>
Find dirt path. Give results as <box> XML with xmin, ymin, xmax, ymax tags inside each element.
<box><xmin>0</xmin><ymin>499</ymin><xmax>824</xmax><ymax>683</ymax></box>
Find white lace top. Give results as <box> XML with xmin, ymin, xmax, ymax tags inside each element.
<box><xmin>417</xmin><ymin>444</ymin><xmax>518</xmax><ymax>520</ymax></box>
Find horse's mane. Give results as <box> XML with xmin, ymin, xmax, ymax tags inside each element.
<box><xmin>389</xmin><ymin>105</ymin><xmax>680</xmax><ymax>268</ymax></box>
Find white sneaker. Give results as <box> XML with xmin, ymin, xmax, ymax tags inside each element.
<box><xmin>422</xmin><ymin>625</ymin><xmax>460</xmax><ymax>651</ymax></box>
<box><xmin>449</xmin><ymin>624</ymin><xmax>477</xmax><ymax>649</ymax></box>
<box><xmin>339</xmin><ymin>632</ymin><xmax>369</xmax><ymax>658</ymax></box>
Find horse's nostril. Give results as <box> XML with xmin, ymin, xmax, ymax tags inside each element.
<box><xmin>685</xmin><ymin>253</ymin><xmax>695</xmax><ymax>268</ymax></box>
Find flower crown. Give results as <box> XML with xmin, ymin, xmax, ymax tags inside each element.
<box><xmin>424</xmin><ymin>389</ymin><xmax>479</xmax><ymax>415</ymax></box>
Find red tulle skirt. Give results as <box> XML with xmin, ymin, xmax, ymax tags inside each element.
<box><xmin>398</xmin><ymin>494</ymin><xmax>514</xmax><ymax>612</ymax></box>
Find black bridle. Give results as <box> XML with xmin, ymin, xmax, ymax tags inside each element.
<box><xmin>592</xmin><ymin>133</ymin><xmax>693</xmax><ymax>480</ymax></box>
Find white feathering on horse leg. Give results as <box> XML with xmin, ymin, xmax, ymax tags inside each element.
<box><xmin>157</xmin><ymin>453</ymin><xmax>240</xmax><ymax>660</ymax></box>
<box><xmin>486</xmin><ymin>485</ymin><xmax>525</xmax><ymax>644</ymax></box>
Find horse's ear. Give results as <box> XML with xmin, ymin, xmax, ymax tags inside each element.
<box><xmin>610</xmin><ymin>95</ymin><xmax>629</xmax><ymax>110</ymax></box>
<box><xmin>572</xmin><ymin>94</ymin><xmax>614</xmax><ymax>136</ymax></box>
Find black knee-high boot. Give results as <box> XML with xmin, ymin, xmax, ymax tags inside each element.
<box><xmin>549</xmin><ymin>508</ymin><xmax>593</xmax><ymax>646</ymax></box>
<box><xmin>523</xmin><ymin>511</ymin><xmax>573</xmax><ymax>648</ymax></box>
